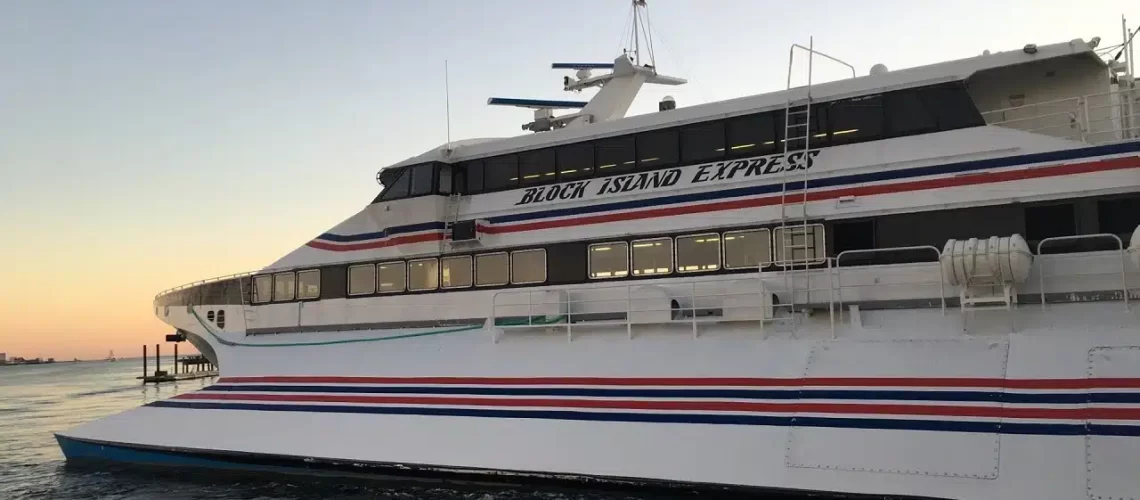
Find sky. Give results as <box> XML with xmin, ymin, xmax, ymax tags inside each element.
<box><xmin>0</xmin><ymin>0</ymin><xmax>1136</xmax><ymax>360</ymax></box>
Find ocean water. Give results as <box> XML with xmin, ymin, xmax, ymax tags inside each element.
<box><xmin>0</xmin><ymin>360</ymin><xmax>658</xmax><ymax>500</ymax></box>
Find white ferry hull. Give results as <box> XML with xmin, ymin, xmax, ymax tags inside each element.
<box><xmin>58</xmin><ymin>302</ymin><xmax>1140</xmax><ymax>500</ymax></box>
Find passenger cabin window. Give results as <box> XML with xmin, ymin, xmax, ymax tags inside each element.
<box><xmin>680</xmin><ymin>121</ymin><xmax>725</xmax><ymax>163</ymax></box>
<box><xmin>253</xmin><ymin>275</ymin><xmax>273</xmax><ymax>304</ymax></box>
<box><xmin>408</xmin><ymin>259</ymin><xmax>439</xmax><ymax>291</ymax></box>
<box><xmin>348</xmin><ymin>264</ymin><xmax>376</xmax><ymax>295</ymax></box>
<box><xmin>272</xmin><ymin>272</ymin><xmax>295</xmax><ymax>302</ymax></box>
<box><xmin>773</xmin><ymin>224</ymin><xmax>826</xmax><ymax>264</ymax></box>
<box><xmin>921</xmin><ymin>83</ymin><xmax>986</xmax><ymax>130</ymax></box>
<box><xmin>377</xmin><ymin>262</ymin><xmax>407</xmax><ymax>293</ymax></box>
<box><xmin>441</xmin><ymin>255</ymin><xmax>473</xmax><ymax>289</ymax></box>
<box><xmin>828</xmin><ymin>95</ymin><xmax>884</xmax><ymax>146</ymax></box>
<box><xmin>727</xmin><ymin>113</ymin><xmax>779</xmax><ymax>158</ymax></box>
<box><xmin>463</xmin><ymin>160</ymin><xmax>485</xmax><ymax>194</ymax></box>
<box><xmin>637</xmin><ymin>129</ymin><xmax>679</xmax><ymax>169</ymax></box>
<box><xmin>511</xmin><ymin>249</ymin><xmax>547</xmax><ymax>284</ymax></box>
<box><xmin>724</xmin><ymin>228</ymin><xmax>772</xmax><ymax>269</ymax></box>
<box><xmin>475</xmin><ymin>253</ymin><xmax>509</xmax><ymax>286</ymax></box>
<box><xmin>410</xmin><ymin>163</ymin><xmax>435</xmax><ymax>197</ymax></box>
<box><xmin>557</xmin><ymin>143</ymin><xmax>594</xmax><ymax>181</ymax></box>
<box><xmin>438</xmin><ymin>164</ymin><xmax>453</xmax><ymax>195</ymax></box>
<box><xmin>631</xmin><ymin>238</ymin><xmax>672</xmax><ymax>276</ymax></box>
<box><xmin>519</xmin><ymin>149</ymin><xmax>556</xmax><ymax>186</ymax></box>
<box><xmin>884</xmin><ymin>90</ymin><xmax>937</xmax><ymax>136</ymax></box>
<box><xmin>676</xmin><ymin>233</ymin><xmax>721</xmax><ymax>272</ymax></box>
<box><xmin>595</xmin><ymin>136</ymin><xmax>635</xmax><ymax>174</ymax></box>
<box><xmin>378</xmin><ymin>168</ymin><xmax>410</xmax><ymax>201</ymax></box>
<box><xmin>297</xmin><ymin>269</ymin><xmax>320</xmax><ymax>300</ymax></box>
<box><xmin>485</xmin><ymin>155</ymin><xmax>519</xmax><ymax>191</ymax></box>
<box><xmin>589</xmin><ymin>242</ymin><xmax>629</xmax><ymax>279</ymax></box>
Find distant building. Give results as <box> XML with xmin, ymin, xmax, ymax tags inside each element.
<box><xmin>0</xmin><ymin>353</ymin><xmax>6</xmax><ymax>364</ymax></box>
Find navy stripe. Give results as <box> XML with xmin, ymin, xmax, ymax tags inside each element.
<box><xmin>204</xmin><ymin>384</ymin><xmax>1139</xmax><ymax>405</ymax></box>
<box><xmin>317</xmin><ymin>221</ymin><xmax>445</xmax><ymax>243</ymax></box>
<box><xmin>486</xmin><ymin>141</ymin><xmax>1140</xmax><ymax>224</ymax></box>
<box><xmin>150</xmin><ymin>400</ymin><xmax>1103</xmax><ymax>436</ymax></box>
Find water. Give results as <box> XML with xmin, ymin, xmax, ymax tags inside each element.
<box><xmin>0</xmin><ymin>360</ymin><xmax>657</xmax><ymax>500</ymax></box>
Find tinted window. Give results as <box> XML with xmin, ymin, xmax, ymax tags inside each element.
<box><xmin>438</xmin><ymin>164</ymin><xmax>452</xmax><ymax>195</ymax></box>
<box><xmin>680</xmin><ymin>121</ymin><xmax>725</xmax><ymax>163</ymax></box>
<box><xmin>519</xmin><ymin>149</ymin><xmax>556</xmax><ymax>186</ymax></box>
<box><xmin>557</xmin><ymin>142</ymin><xmax>594</xmax><ymax>180</ymax></box>
<box><xmin>1025</xmin><ymin>204</ymin><xmax>1076</xmax><ymax>242</ymax></box>
<box><xmin>828</xmin><ymin>95</ymin><xmax>884</xmax><ymax>145</ymax></box>
<box><xmin>919</xmin><ymin>83</ymin><xmax>984</xmax><ymax>130</ymax></box>
<box><xmin>410</xmin><ymin>163</ymin><xmax>434</xmax><ymax>196</ymax></box>
<box><xmin>885</xmin><ymin>90</ymin><xmax>937</xmax><ymax>137</ymax></box>
<box><xmin>727</xmin><ymin>113</ymin><xmax>779</xmax><ymax>158</ymax></box>
<box><xmin>464</xmin><ymin>160</ymin><xmax>485</xmax><ymax>194</ymax></box>
<box><xmin>636</xmin><ymin>129</ymin><xmax>679</xmax><ymax>169</ymax></box>
<box><xmin>595</xmin><ymin>136</ymin><xmax>635</xmax><ymax>174</ymax></box>
<box><xmin>1098</xmin><ymin>196</ymin><xmax>1140</xmax><ymax>237</ymax></box>
<box><xmin>484</xmin><ymin>155</ymin><xmax>519</xmax><ymax>191</ymax></box>
<box><xmin>379</xmin><ymin>168</ymin><xmax>410</xmax><ymax>201</ymax></box>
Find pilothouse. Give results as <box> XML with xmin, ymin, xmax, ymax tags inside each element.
<box><xmin>57</xmin><ymin>4</ymin><xmax>1140</xmax><ymax>499</ymax></box>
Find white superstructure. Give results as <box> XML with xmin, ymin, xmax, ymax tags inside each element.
<box><xmin>59</xmin><ymin>5</ymin><xmax>1140</xmax><ymax>499</ymax></box>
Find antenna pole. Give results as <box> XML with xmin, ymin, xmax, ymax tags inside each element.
<box><xmin>445</xmin><ymin>60</ymin><xmax>452</xmax><ymax>151</ymax></box>
<box><xmin>632</xmin><ymin>1</ymin><xmax>640</xmax><ymax>65</ymax></box>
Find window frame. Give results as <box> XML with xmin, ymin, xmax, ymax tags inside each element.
<box><xmin>630</xmin><ymin>237</ymin><xmax>674</xmax><ymax>276</ymax></box>
<box><xmin>675</xmin><ymin>232</ymin><xmax>722</xmax><ymax>273</ymax></box>
<box><xmin>347</xmin><ymin>264</ymin><xmax>377</xmax><ymax>296</ymax></box>
<box><xmin>772</xmin><ymin>223</ymin><xmax>827</xmax><ymax>265</ymax></box>
<box><xmin>440</xmin><ymin>255</ymin><xmax>474</xmax><ymax>289</ymax></box>
<box><xmin>723</xmin><ymin>228</ymin><xmax>773</xmax><ymax>270</ymax></box>
<box><xmin>378</xmin><ymin>168</ymin><xmax>411</xmax><ymax>201</ymax></box>
<box><xmin>518</xmin><ymin>149</ymin><xmax>556</xmax><ymax>186</ymax></box>
<box><xmin>296</xmin><ymin>269</ymin><xmax>321</xmax><ymax>300</ymax></box>
<box><xmin>474</xmin><ymin>252</ymin><xmax>510</xmax><ymax>287</ymax></box>
<box><xmin>376</xmin><ymin>261</ymin><xmax>407</xmax><ymax>294</ymax></box>
<box><xmin>588</xmin><ymin>241</ymin><xmax>630</xmax><ymax>280</ymax></box>
<box><xmin>406</xmin><ymin>258</ymin><xmax>440</xmax><ymax>292</ymax></box>
<box><xmin>510</xmin><ymin>248</ymin><xmax>548</xmax><ymax>285</ymax></box>
<box><xmin>484</xmin><ymin>154</ymin><xmax>520</xmax><ymax>192</ymax></box>
<box><xmin>272</xmin><ymin>272</ymin><xmax>296</xmax><ymax>302</ymax></box>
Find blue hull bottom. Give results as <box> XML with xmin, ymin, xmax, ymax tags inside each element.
<box><xmin>55</xmin><ymin>434</ymin><xmax>945</xmax><ymax>499</ymax></box>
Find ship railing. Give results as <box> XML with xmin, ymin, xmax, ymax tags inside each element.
<box><xmin>154</xmin><ymin>271</ymin><xmax>254</xmax><ymax>301</ymax></box>
<box><xmin>983</xmin><ymin>86</ymin><xmax>1140</xmax><ymax>145</ymax></box>
<box><xmin>1036</xmin><ymin>233</ymin><xmax>1131</xmax><ymax>310</ymax></box>
<box><xmin>834</xmin><ymin>246</ymin><xmax>947</xmax><ymax>317</ymax></box>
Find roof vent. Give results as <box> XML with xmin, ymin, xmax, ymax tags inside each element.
<box><xmin>1023</xmin><ymin>44</ymin><xmax>1038</xmax><ymax>54</ymax></box>
<box><xmin>869</xmin><ymin>63</ymin><xmax>889</xmax><ymax>76</ymax></box>
<box><xmin>659</xmin><ymin>96</ymin><xmax>676</xmax><ymax>111</ymax></box>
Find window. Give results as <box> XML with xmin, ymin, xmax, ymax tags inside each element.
<box><xmin>680</xmin><ymin>121</ymin><xmax>725</xmax><ymax>163</ymax></box>
<box><xmin>511</xmin><ymin>249</ymin><xmax>547</xmax><ymax>284</ymax></box>
<box><xmin>595</xmin><ymin>136</ymin><xmax>635</xmax><ymax>174</ymax></box>
<box><xmin>410</xmin><ymin>163</ymin><xmax>435</xmax><ymax>197</ymax></box>
<box><xmin>273</xmin><ymin>272</ymin><xmax>295</xmax><ymax>301</ymax></box>
<box><xmin>297</xmin><ymin>269</ymin><xmax>320</xmax><ymax>299</ymax></box>
<box><xmin>408</xmin><ymin>259</ymin><xmax>439</xmax><ymax>291</ymax></box>
<box><xmin>438</xmin><ymin>164</ymin><xmax>453</xmax><ymax>195</ymax></box>
<box><xmin>207</xmin><ymin>310</ymin><xmax>215</xmax><ymax>322</ymax></box>
<box><xmin>253</xmin><ymin>275</ymin><xmax>272</xmax><ymax>304</ymax></box>
<box><xmin>828</xmin><ymin>95</ymin><xmax>884</xmax><ymax>146</ymax></box>
<box><xmin>556</xmin><ymin>143</ymin><xmax>594</xmax><ymax>180</ymax></box>
<box><xmin>1098</xmin><ymin>196</ymin><xmax>1140</xmax><ymax>238</ymax></box>
<box><xmin>519</xmin><ymin>149</ymin><xmax>556</xmax><ymax>186</ymax></box>
<box><xmin>1025</xmin><ymin>204</ymin><xmax>1076</xmax><ymax>242</ymax></box>
<box><xmin>727</xmin><ymin>113</ymin><xmax>779</xmax><ymax>158</ymax></box>
<box><xmin>884</xmin><ymin>90</ymin><xmax>937</xmax><ymax>137</ymax></box>
<box><xmin>376</xmin><ymin>261</ymin><xmax>407</xmax><ymax>293</ymax></box>
<box><xmin>589</xmin><ymin>242</ymin><xmax>629</xmax><ymax>279</ymax></box>
<box><xmin>636</xmin><ymin>129</ymin><xmax>679</xmax><ymax>169</ymax></box>
<box><xmin>216</xmin><ymin>310</ymin><xmax>226</xmax><ymax>329</ymax></box>
<box><xmin>475</xmin><ymin>253</ymin><xmax>509</xmax><ymax>286</ymax></box>
<box><xmin>379</xmin><ymin>168</ymin><xmax>410</xmax><ymax>201</ymax></box>
<box><xmin>724</xmin><ymin>228</ymin><xmax>772</xmax><ymax>269</ymax></box>
<box><xmin>441</xmin><ymin>255</ymin><xmax>473</xmax><ymax>289</ymax></box>
<box><xmin>773</xmin><ymin>224</ymin><xmax>826</xmax><ymax>264</ymax></box>
<box><xmin>464</xmin><ymin>160</ymin><xmax>485</xmax><ymax>194</ymax></box>
<box><xmin>919</xmin><ymin>83</ymin><xmax>985</xmax><ymax>131</ymax></box>
<box><xmin>676</xmin><ymin>233</ymin><xmax>721</xmax><ymax>272</ymax></box>
<box><xmin>631</xmin><ymin>238</ymin><xmax>672</xmax><ymax>275</ymax></box>
<box><xmin>348</xmin><ymin>264</ymin><xmax>376</xmax><ymax>295</ymax></box>
<box><xmin>485</xmin><ymin>155</ymin><xmax>519</xmax><ymax>191</ymax></box>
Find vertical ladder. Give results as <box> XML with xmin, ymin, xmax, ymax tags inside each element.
<box><xmin>440</xmin><ymin>192</ymin><xmax>463</xmax><ymax>253</ymax></box>
<box><xmin>778</xmin><ymin>38</ymin><xmax>816</xmax><ymax>322</ymax></box>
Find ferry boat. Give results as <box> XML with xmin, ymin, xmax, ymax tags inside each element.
<box><xmin>58</xmin><ymin>4</ymin><xmax>1140</xmax><ymax>499</ymax></box>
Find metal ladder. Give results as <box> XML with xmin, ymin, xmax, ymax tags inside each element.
<box><xmin>777</xmin><ymin>39</ymin><xmax>817</xmax><ymax>324</ymax></box>
<box><xmin>440</xmin><ymin>192</ymin><xmax>463</xmax><ymax>253</ymax></box>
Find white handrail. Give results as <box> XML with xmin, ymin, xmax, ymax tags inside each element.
<box><xmin>835</xmin><ymin>246</ymin><xmax>946</xmax><ymax>316</ymax></box>
<box><xmin>1036</xmin><ymin>234</ymin><xmax>1129</xmax><ymax>310</ymax></box>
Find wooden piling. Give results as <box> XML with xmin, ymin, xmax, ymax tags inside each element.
<box><xmin>142</xmin><ymin>345</ymin><xmax>147</xmax><ymax>378</ymax></box>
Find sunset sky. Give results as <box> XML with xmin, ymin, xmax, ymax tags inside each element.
<box><xmin>1</xmin><ymin>0</ymin><xmax>1135</xmax><ymax>359</ymax></box>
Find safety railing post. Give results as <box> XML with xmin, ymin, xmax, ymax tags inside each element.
<box><xmin>690</xmin><ymin>281</ymin><xmax>698</xmax><ymax>339</ymax></box>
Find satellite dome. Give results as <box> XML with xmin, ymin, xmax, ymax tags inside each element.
<box><xmin>870</xmin><ymin>63</ymin><xmax>889</xmax><ymax>75</ymax></box>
